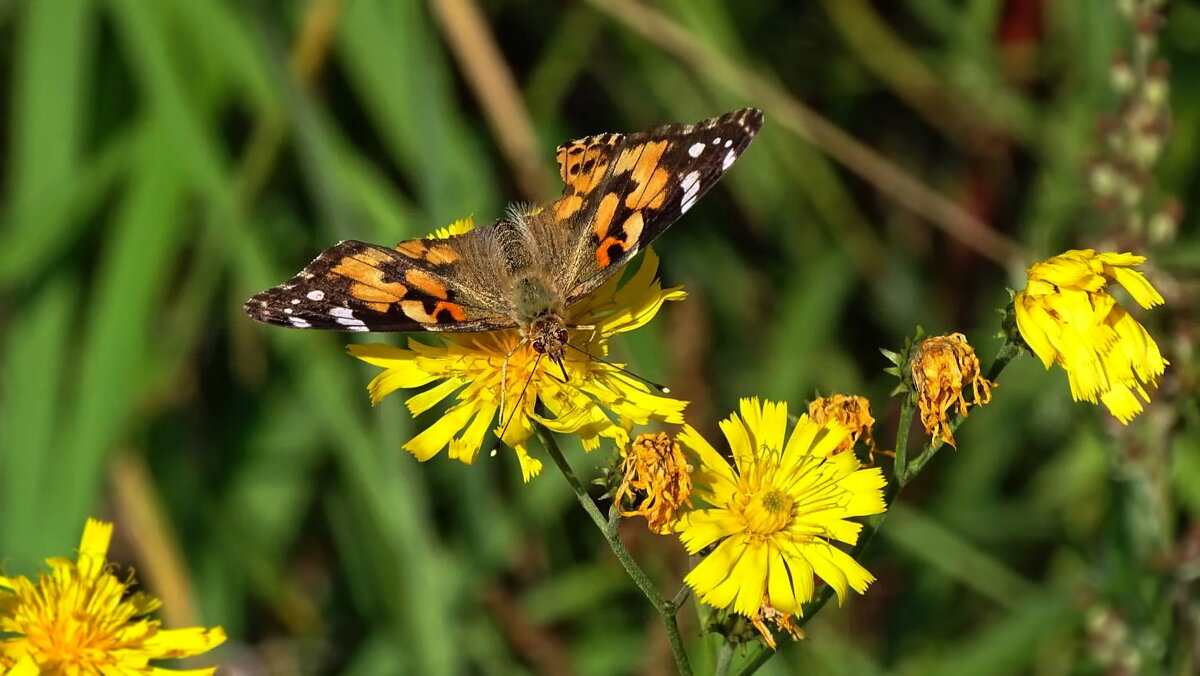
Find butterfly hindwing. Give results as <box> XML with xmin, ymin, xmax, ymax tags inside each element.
<box><xmin>244</xmin><ymin>239</ymin><xmax>512</xmax><ymax>332</ymax></box>
<box><xmin>554</xmin><ymin>108</ymin><xmax>763</xmax><ymax>302</ymax></box>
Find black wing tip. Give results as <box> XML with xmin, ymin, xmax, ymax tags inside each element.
<box><xmin>722</xmin><ymin>107</ymin><xmax>763</xmax><ymax>134</ymax></box>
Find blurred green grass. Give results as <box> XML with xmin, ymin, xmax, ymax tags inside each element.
<box><xmin>1</xmin><ymin>1</ymin><xmax>1197</xmax><ymax>674</ymax></box>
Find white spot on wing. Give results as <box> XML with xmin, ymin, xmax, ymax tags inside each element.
<box><xmin>284</xmin><ymin>308</ymin><xmax>293</xmax><ymax>314</ymax></box>
<box><xmin>688</xmin><ymin>142</ymin><xmax>705</xmax><ymax>157</ymax></box>
<box><xmin>724</xmin><ymin>139</ymin><xmax>732</xmax><ymax>148</ymax></box>
<box><xmin>336</xmin><ymin>316</ymin><xmax>366</xmax><ymax>328</ymax></box>
<box><xmin>722</xmin><ymin>149</ymin><xmax>737</xmax><ymax>170</ymax></box>
<box><xmin>289</xmin><ymin>317</ymin><xmax>311</xmax><ymax>328</ymax></box>
<box><xmin>307</xmin><ymin>290</ymin><xmax>325</xmax><ymax>301</ymax></box>
<box><xmin>680</xmin><ymin>170</ymin><xmax>701</xmax><ymax>213</ymax></box>
<box><xmin>330</xmin><ymin>307</ymin><xmax>354</xmax><ymax>318</ymax></box>
<box><xmin>712</xmin><ymin>137</ymin><xmax>722</xmax><ymax>145</ymax></box>
<box><xmin>347</xmin><ymin>325</ymin><xmax>370</xmax><ymax>332</ymax></box>
<box><xmin>290</xmin><ymin>298</ymin><xmax>300</xmax><ymax>305</ymax></box>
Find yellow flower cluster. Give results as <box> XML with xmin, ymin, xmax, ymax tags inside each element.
<box><xmin>1014</xmin><ymin>250</ymin><xmax>1167</xmax><ymax>422</ymax></box>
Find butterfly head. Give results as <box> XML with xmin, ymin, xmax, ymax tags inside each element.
<box><xmin>528</xmin><ymin>313</ymin><xmax>570</xmax><ymax>365</ymax></box>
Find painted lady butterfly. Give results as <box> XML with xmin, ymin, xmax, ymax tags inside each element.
<box><xmin>245</xmin><ymin>109</ymin><xmax>763</xmax><ymax>367</ymax></box>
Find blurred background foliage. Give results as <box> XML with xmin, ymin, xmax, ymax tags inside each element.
<box><xmin>0</xmin><ymin>0</ymin><xmax>1196</xmax><ymax>674</ymax></box>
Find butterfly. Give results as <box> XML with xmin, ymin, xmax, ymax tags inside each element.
<box><xmin>245</xmin><ymin>108</ymin><xmax>763</xmax><ymax>369</ymax></box>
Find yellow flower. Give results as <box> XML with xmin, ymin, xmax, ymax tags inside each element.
<box><xmin>807</xmin><ymin>394</ymin><xmax>876</xmax><ymax>457</ymax></box>
<box><xmin>349</xmin><ymin>221</ymin><xmax>687</xmax><ymax>481</ymax></box>
<box><xmin>615</xmin><ymin>432</ymin><xmax>693</xmax><ymax>534</ymax></box>
<box><xmin>675</xmin><ymin>399</ymin><xmax>887</xmax><ymax>645</ymax></box>
<box><xmin>0</xmin><ymin>519</ymin><xmax>226</xmax><ymax>675</ymax></box>
<box><xmin>911</xmin><ymin>333</ymin><xmax>995</xmax><ymax>447</ymax></box>
<box><xmin>1014</xmin><ymin>249</ymin><xmax>1167</xmax><ymax>423</ymax></box>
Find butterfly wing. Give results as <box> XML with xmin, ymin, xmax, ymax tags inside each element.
<box><xmin>244</xmin><ymin>238</ymin><xmax>513</xmax><ymax>332</ymax></box>
<box><xmin>552</xmin><ymin>108</ymin><xmax>763</xmax><ymax>302</ymax></box>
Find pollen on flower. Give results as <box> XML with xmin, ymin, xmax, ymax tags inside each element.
<box><xmin>911</xmin><ymin>333</ymin><xmax>995</xmax><ymax>447</ymax></box>
<box><xmin>808</xmin><ymin>394</ymin><xmax>877</xmax><ymax>458</ymax></box>
<box><xmin>616</xmin><ymin>432</ymin><xmax>693</xmax><ymax>534</ymax></box>
<box><xmin>1013</xmin><ymin>249</ymin><xmax>1167</xmax><ymax>423</ymax></box>
<box><xmin>0</xmin><ymin>518</ymin><xmax>226</xmax><ymax>675</ymax></box>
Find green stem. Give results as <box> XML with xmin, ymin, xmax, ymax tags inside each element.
<box><xmin>734</xmin><ymin>340</ymin><xmax>1020</xmax><ymax>675</ymax></box>
<box><xmin>536</xmin><ymin>424</ymin><xmax>693</xmax><ymax>676</ymax></box>
<box><xmin>714</xmin><ymin>640</ymin><xmax>735</xmax><ymax>676</ymax></box>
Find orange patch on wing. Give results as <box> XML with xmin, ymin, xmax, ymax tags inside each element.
<box><xmin>349</xmin><ymin>281</ymin><xmax>406</xmax><ymax>302</ymax></box>
<box><xmin>404</xmin><ymin>268</ymin><xmax>449</xmax><ymax>299</ymax></box>
<box><xmin>433</xmin><ymin>301</ymin><xmax>467</xmax><ymax>321</ymax></box>
<box><xmin>399</xmin><ymin>300</ymin><xmax>466</xmax><ymax>324</ymax></box>
<box><xmin>364</xmin><ymin>301</ymin><xmax>391</xmax><ymax>313</ymax></box>
<box><xmin>425</xmin><ymin>243</ymin><xmax>461</xmax><ymax>265</ymax></box>
<box><xmin>573</xmin><ymin>149</ymin><xmax>610</xmax><ymax>195</ymax></box>
<box><xmin>400</xmin><ymin>300</ymin><xmax>436</xmax><ymax>323</ymax></box>
<box><xmin>395</xmin><ymin>240</ymin><xmax>428</xmax><ymax>258</ymax></box>
<box><xmin>592</xmin><ymin>192</ymin><xmax>621</xmax><ymax>238</ymax></box>
<box><xmin>356</xmin><ymin>248</ymin><xmax>393</xmax><ymax>267</ymax></box>
<box><xmin>595</xmin><ymin>235</ymin><xmax>628</xmax><ymax>268</ymax></box>
<box><xmin>627</xmin><ymin>167</ymin><xmax>670</xmax><ymax>210</ymax></box>
<box><xmin>614</xmin><ymin>140</ymin><xmax>668</xmax><ymax>179</ymax></box>
<box><xmin>332</xmin><ymin>258</ymin><xmax>409</xmax><ymax>299</ymax></box>
<box><xmin>621</xmin><ymin>211</ymin><xmax>645</xmax><ymax>243</ymax></box>
<box><xmin>555</xmin><ymin>195</ymin><xmax>585</xmax><ymax>221</ymax></box>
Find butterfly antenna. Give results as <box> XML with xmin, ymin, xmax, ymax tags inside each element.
<box><xmin>498</xmin><ymin>352</ymin><xmax>543</xmax><ymax>445</ymax></box>
<box><xmin>563</xmin><ymin>343</ymin><xmax>671</xmax><ymax>394</ymax></box>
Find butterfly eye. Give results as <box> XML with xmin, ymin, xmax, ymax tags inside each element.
<box><xmin>531</xmin><ymin>337</ymin><xmax>546</xmax><ymax>353</ymax></box>
<box><xmin>557</xmin><ymin>329</ymin><xmax>569</xmax><ymax>343</ymax></box>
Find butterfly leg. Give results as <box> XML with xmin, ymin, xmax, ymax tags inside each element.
<box><xmin>498</xmin><ymin>336</ymin><xmax>529</xmax><ymax>427</ymax></box>
<box><xmin>568</xmin><ymin>323</ymin><xmax>598</xmax><ymax>346</ymax></box>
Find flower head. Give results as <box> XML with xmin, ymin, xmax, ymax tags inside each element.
<box><xmin>807</xmin><ymin>394</ymin><xmax>876</xmax><ymax>458</ymax></box>
<box><xmin>349</xmin><ymin>219</ymin><xmax>687</xmax><ymax>481</ymax></box>
<box><xmin>0</xmin><ymin>519</ymin><xmax>226</xmax><ymax>675</ymax></box>
<box><xmin>675</xmin><ymin>399</ymin><xmax>887</xmax><ymax>646</ymax></box>
<box><xmin>1013</xmin><ymin>249</ymin><xmax>1167</xmax><ymax>423</ymax></box>
<box><xmin>911</xmin><ymin>333</ymin><xmax>995</xmax><ymax>447</ymax></box>
<box><xmin>615</xmin><ymin>432</ymin><xmax>693</xmax><ymax>534</ymax></box>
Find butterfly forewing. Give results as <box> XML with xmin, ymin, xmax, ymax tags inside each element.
<box><xmin>244</xmin><ymin>239</ymin><xmax>512</xmax><ymax>332</ymax></box>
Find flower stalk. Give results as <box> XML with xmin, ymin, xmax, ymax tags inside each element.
<box><xmin>535</xmin><ymin>424</ymin><xmax>693</xmax><ymax>676</ymax></box>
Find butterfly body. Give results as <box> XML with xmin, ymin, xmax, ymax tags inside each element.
<box><xmin>245</xmin><ymin>108</ymin><xmax>764</xmax><ymax>366</ymax></box>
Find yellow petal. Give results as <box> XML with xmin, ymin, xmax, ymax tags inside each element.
<box><xmin>686</xmin><ymin>537</ymin><xmax>749</xmax><ymax>609</ymax></box>
<box><xmin>766</xmin><ymin>550</ymin><xmax>801</xmax><ymax>614</ymax></box>
<box><xmin>676</xmin><ymin>508</ymin><xmax>743</xmax><ymax>553</ymax></box>
<box><xmin>404</xmin><ymin>403</ymin><xmax>478</xmax><ymax>461</ymax></box>
<box><xmin>78</xmin><ymin>518</ymin><xmax>114</xmax><ymax>579</ymax></box>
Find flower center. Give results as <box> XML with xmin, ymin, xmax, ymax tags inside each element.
<box><xmin>743</xmin><ymin>487</ymin><xmax>793</xmax><ymax>536</ymax></box>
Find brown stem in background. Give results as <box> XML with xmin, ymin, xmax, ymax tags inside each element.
<box><xmin>820</xmin><ymin>0</ymin><xmax>1017</xmax><ymax>151</ymax></box>
<box><xmin>429</xmin><ymin>0</ymin><xmax>557</xmax><ymax>202</ymax></box>
<box><xmin>109</xmin><ymin>451</ymin><xmax>198</xmax><ymax>628</ymax></box>
<box><xmin>587</xmin><ymin>0</ymin><xmax>1025</xmax><ymax>268</ymax></box>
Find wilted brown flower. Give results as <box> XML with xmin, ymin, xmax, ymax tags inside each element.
<box><xmin>615</xmin><ymin>432</ymin><xmax>692</xmax><ymax>534</ymax></box>
<box><xmin>750</xmin><ymin>596</ymin><xmax>806</xmax><ymax>649</ymax></box>
<box><xmin>807</xmin><ymin>394</ymin><xmax>877</xmax><ymax>458</ymax></box>
<box><xmin>911</xmin><ymin>333</ymin><xmax>995</xmax><ymax>447</ymax></box>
